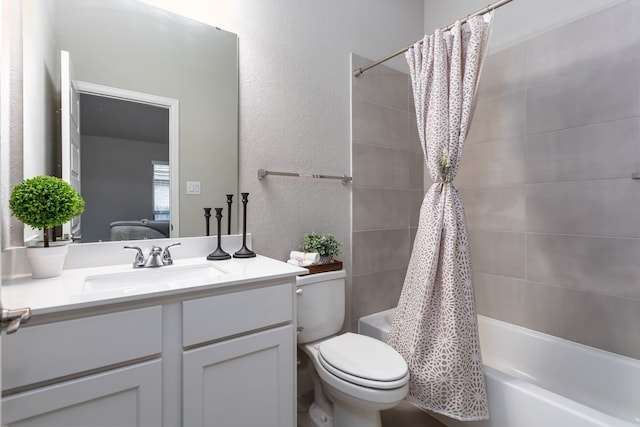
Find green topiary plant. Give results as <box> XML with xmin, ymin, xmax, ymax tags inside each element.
<box><xmin>301</xmin><ymin>232</ymin><xmax>342</xmax><ymax>263</ymax></box>
<box><xmin>9</xmin><ymin>176</ymin><xmax>85</xmax><ymax>247</ymax></box>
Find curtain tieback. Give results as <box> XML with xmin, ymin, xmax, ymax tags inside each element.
<box><xmin>438</xmin><ymin>180</ymin><xmax>453</xmax><ymax>192</ymax></box>
<box><xmin>439</xmin><ymin>152</ymin><xmax>451</xmax><ymax>188</ymax></box>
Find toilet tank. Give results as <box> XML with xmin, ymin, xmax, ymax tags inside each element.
<box><xmin>296</xmin><ymin>270</ymin><xmax>346</xmax><ymax>344</ymax></box>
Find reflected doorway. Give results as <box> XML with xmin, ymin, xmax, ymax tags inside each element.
<box><xmin>72</xmin><ymin>84</ymin><xmax>179</xmax><ymax>242</ymax></box>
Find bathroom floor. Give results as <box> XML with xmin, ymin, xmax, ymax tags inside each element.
<box><xmin>381</xmin><ymin>401</ymin><xmax>447</xmax><ymax>426</ymax></box>
<box><xmin>297</xmin><ymin>393</ymin><xmax>446</xmax><ymax>427</ymax></box>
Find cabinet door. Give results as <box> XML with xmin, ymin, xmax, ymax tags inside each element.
<box><xmin>2</xmin><ymin>360</ymin><xmax>162</xmax><ymax>427</ymax></box>
<box><xmin>183</xmin><ymin>325</ymin><xmax>295</xmax><ymax>427</ymax></box>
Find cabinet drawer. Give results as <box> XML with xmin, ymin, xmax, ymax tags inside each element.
<box><xmin>3</xmin><ymin>359</ymin><xmax>162</xmax><ymax>427</ymax></box>
<box><xmin>182</xmin><ymin>283</ymin><xmax>293</xmax><ymax>347</ymax></box>
<box><xmin>3</xmin><ymin>306</ymin><xmax>162</xmax><ymax>391</ymax></box>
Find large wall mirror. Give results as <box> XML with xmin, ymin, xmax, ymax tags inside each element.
<box><xmin>21</xmin><ymin>0</ymin><xmax>238</xmax><ymax>244</ymax></box>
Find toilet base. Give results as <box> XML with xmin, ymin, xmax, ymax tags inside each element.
<box><xmin>308</xmin><ymin>400</ymin><xmax>382</xmax><ymax>427</ymax></box>
<box><xmin>333</xmin><ymin>400</ymin><xmax>382</xmax><ymax>427</ymax></box>
<box><xmin>309</xmin><ymin>402</ymin><xmax>333</xmax><ymax>427</ymax></box>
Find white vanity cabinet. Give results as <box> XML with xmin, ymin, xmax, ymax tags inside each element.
<box><xmin>182</xmin><ymin>283</ymin><xmax>296</xmax><ymax>427</ymax></box>
<box><xmin>3</xmin><ymin>361</ymin><xmax>162</xmax><ymax>427</ymax></box>
<box><xmin>2</xmin><ymin>306</ymin><xmax>164</xmax><ymax>426</ymax></box>
<box><xmin>1</xmin><ymin>270</ymin><xmax>299</xmax><ymax>427</ymax></box>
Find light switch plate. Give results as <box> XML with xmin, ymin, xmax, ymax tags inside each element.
<box><xmin>186</xmin><ymin>181</ymin><xmax>201</xmax><ymax>195</ymax></box>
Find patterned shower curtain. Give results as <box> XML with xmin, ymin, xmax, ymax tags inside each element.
<box><xmin>387</xmin><ymin>14</ymin><xmax>492</xmax><ymax>421</ymax></box>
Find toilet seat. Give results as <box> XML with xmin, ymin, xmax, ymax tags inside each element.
<box><xmin>317</xmin><ymin>333</ymin><xmax>408</xmax><ymax>390</ymax></box>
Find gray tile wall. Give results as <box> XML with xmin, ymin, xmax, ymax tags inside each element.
<box><xmin>350</xmin><ymin>54</ymin><xmax>423</xmax><ymax>331</ymax></box>
<box><xmin>462</xmin><ymin>0</ymin><xmax>640</xmax><ymax>359</ymax></box>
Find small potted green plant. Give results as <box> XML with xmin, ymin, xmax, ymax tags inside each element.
<box><xmin>301</xmin><ymin>232</ymin><xmax>342</xmax><ymax>264</ymax></box>
<box><xmin>9</xmin><ymin>176</ymin><xmax>85</xmax><ymax>278</ymax></box>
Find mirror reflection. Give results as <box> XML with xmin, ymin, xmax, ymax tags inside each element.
<box><xmin>22</xmin><ymin>0</ymin><xmax>239</xmax><ymax>243</ymax></box>
<box><xmin>80</xmin><ymin>93</ymin><xmax>170</xmax><ymax>242</ymax></box>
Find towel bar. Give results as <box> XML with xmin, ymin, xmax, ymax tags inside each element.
<box><xmin>257</xmin><ymin>169</ymin><xmax>352</xmax><ymax>185</ymax></box>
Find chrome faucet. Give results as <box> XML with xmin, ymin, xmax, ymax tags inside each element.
<box><xmin>124</xmin><ymin>246</ymin><xmax>146</xmax><ymax>268</ymax></box>
<box><xmin>124</xmin><ymin>242</ymin><xmax>181</xmax><ymax>268</ymax></box>
<box><xmin>144</xmin><ymin>246</ymin><xmax>165</xmax><ymax>267</ymax></box>
<box><xmin>162</xmin><ymin>242</ymin><xmax>181</xmax><ymax>265</ymax></box>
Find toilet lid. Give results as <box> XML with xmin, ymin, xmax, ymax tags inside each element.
<box><xmin>318</xmin><ymin>333</ymin><xmax>408</xmax><ymax>389</ymax></box>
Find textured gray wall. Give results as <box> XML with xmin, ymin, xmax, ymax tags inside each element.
<box><xmin>1</xmin><ymin>0</ymin><xmax>26</xmax><ymax>248</ymax></box>
<box><xmin>350</xmin><ymin>54</ymin><xmax>423</xmax><ymax>331</ymax></box>
<box><xmin>458</xmin><ymin>1</ymin><xmax>640</xmax><ymax>359</ymax></box>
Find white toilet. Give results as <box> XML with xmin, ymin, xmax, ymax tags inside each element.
<box><xmin>296</xmin><ymin>270</ymin><xmax>409</xmax><ymax>427</ymax></box>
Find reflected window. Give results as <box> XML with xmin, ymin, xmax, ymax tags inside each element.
<box><xmin>152</xmin><ymin>161</ymin><xmax>170</xmax><ymax>221</ymax></box>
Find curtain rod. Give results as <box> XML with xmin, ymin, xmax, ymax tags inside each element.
<box><xmin>353</xmin><ymin>0</ymin><xmax>514</xmax><ymax>77</ymax></box>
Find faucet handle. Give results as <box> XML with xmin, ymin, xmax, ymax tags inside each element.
<box><xmin>124</xmin><ymin>246</ymin><xmax>145</xmax><ymax>268</ymax></box>
<box><xmin>162</xmin><ymin>242</ymin><xmax>181</xmax><ymax>265</ymax></box>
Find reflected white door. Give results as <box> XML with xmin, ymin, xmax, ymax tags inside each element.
<box><xmin>60</xmin><ymin>50</ymin><xmax>82</xmax><ymax>240</ymax></box>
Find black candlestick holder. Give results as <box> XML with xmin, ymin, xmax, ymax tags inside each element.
<box><xmin>207</xmin><ymin>208</ymin><xmax>231</xmax><ymax>260</ymax></box>
<box><xmin>204</xmin><ymin>208</ymin><xmax>212</xmax><ymax>236</ymax></box>
<box><xmin>226</xmin><ymin>194</ymin><xmax>233</xmax><ymax>235</ymax></box>
<box><xmin>233</xmin><ymin>192</ymin><xmax>256</xmax><ymax>258</ymax></box>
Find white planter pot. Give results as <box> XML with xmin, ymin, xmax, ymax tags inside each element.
<box><xmin>25</xmin><ymin>244</ymin><xmax>69</xmax><ymax>279</ymax></box>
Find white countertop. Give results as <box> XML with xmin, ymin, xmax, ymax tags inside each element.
<box><xmin>2</xmin><ymin>255</ymin><xmax>308</xmax><ymax>316</ymax></box>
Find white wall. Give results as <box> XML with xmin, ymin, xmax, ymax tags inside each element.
<box><xmin>139</xmin><ymin>0</ymin><xmax>425</xmax><ymax>263</ymax></box>
<box><xmin>423</xmin><ymin>0</ymin><xmax>627</xmax><ymax>53</ymax></box>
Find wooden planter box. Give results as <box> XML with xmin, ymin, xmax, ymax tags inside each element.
<box><xmin>303</xmin><ymin>261</ymin><xmax>343</xmax><ymax>275</ymax></box>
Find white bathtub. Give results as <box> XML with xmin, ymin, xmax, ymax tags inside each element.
<box><xmin>358</xmin><ymin>308</ymin><xmax>640</xmax><ymax>427</ymax></box>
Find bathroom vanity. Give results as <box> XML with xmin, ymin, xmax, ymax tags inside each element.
<box><xmin>1</xmin><ymin>252</ymin><xmax>305</xmax><ymax>427</ymax></box>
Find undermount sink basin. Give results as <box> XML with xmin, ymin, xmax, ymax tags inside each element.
<box><xmin>83</xmin><ymin>263</ymin><xmax>229</xmax><ymax>293</ymax></box>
